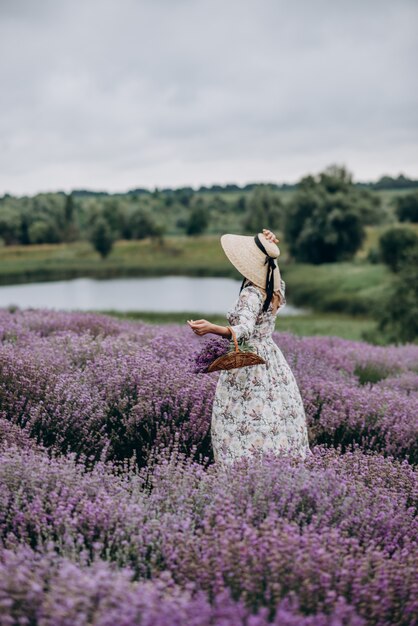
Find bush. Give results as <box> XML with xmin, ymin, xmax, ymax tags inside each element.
<box><xmin>88</xmin><ymin>217</ymin><xmax>115</xmax><ymax>258</ymax></box>
<box><xmin>378</xmin><ymin>226</ymin><xmax>418</xmax><ymax>272</ymax></box>
<box><xmin>127</xmin><ymin>206</ymin><xmax>165</xmax><ymax>241</ymax></box>
<box><xmin>28</xmin><ymin>219</ymin><xmax>60</xmax><ymax>244</ymax></box>
<box><xmin>366</xmin><ymin>246</ymin><xmax>380</xmax><ymax>264</ymax></box>
<box><xmin>395</xmin><ymin>191</ymin><xmax>418</xmax><ymax>223</ymax></box>
<box><xmin>186</xmin><ymin>199</ymin><xmax>210</xmax><ymax>235</ymax></box>
<box><xmin>376</xmin><ymin>244</ymin><xmax>418</xmax><ymax>343</ymax></box>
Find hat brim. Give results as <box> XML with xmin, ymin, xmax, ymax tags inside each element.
<box><xmin>220</xmin><ymin>233</ymin><xmax>282</xmax><ymax>293</ymax></box>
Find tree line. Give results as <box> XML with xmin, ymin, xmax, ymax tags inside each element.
<box><xmin>1</xmin><ymin>165</ymin><xmax>417</xmax><ymax>263</ymax></box>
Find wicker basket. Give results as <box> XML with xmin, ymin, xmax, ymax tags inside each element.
<box><xmin>207</xmin><ymin>326</ymin><xmax>266</xmax><ymax>372</ymax></box>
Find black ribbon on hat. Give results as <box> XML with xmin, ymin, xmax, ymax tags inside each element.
<box><xmin>239</xmin><ymin>234</ymin><xmax>277</xmax><ymax>312</ymax></box>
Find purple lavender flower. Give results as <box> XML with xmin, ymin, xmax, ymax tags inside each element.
<box><xmin>190</xmin><ymin>336</ymin><xmax>231</xmax><ymax>373</ymax></box>
<box><xmin>0</xmin><ymin>307</ymin><xmax>417</xmax><ymax>626</ymax></box>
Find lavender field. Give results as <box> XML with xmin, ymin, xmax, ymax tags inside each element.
<box><xmin>0</xmin><ymin>308</ymin><xmax>417</xmax><ymax>625</ymax></box>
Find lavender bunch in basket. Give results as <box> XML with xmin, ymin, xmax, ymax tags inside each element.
<box><xmin>191</xmin><ymin>336</ymin><xmax>230</xmax><ymax>373</ymax></box>
<box><xmin>191</xmin><ymin>334</ymin><xmax>257</xmax><ymax>373</ymax></box>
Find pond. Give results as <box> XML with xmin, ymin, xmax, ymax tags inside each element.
<box><xmin>0</xmin><ymin>276</ymin><xmax>308</xmax><ymax>316</ymax></box>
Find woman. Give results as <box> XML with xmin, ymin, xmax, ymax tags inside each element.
<box><xmin>187</xmin><ymin>228</ymin><xmax>311</xmax><ymax>465</ymax></box>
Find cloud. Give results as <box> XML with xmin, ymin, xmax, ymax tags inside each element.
<box><xmin>0</xmin><ymin>0</ymin><xmax>417</xmax><ymax>194</ymax></box>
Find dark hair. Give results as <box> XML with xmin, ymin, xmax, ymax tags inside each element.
<box><xmin>238</xmin><ymin>277</ymin><xmax>270</xmax><ymax>311</ymax></box>
<box><xmin>254</xmin><ymin>235</ymin><xmax>277</xmax><ymax>311</ymax></box>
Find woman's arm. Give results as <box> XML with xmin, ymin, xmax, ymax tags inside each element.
<box><xmin>187</xmin><ymin>286</ymin><xmax>263</xmax><ymax>340</ymax></box>
<box><xmin>187</xmin><ymin>319</ymin><xmax>231</xmax><ymax>337</ymax></box>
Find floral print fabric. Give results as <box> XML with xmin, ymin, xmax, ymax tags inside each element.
<box><xmin>211</xmin><ymin>280</ymin><xmax>311</xmax><ymax>464</ymax></box>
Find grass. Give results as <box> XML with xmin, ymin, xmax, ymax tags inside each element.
<box><xmin>284</xmin><ymin>261</ymin><xmax>390</xmax><ymax>316</ymax></box>
<box><xmin>0</xmin><ymin>237</ymin><xmax>236</xmax><ymax>285</ymax></box>
<box><xmin>96</xmin><ymin>309</ymin><xmax>376</xmax><ymax>342</ymax></box>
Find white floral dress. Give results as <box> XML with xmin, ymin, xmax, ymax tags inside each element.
<box><xmin>211</xmin><ymin>279</ymin><xmax>311</xmax><ymax>464</ymax></box>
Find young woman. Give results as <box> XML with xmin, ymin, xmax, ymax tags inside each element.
<box><xmin>187</xmin><ymin>228</ymin><xmax>311</xmax><ymax>465</ymax></box>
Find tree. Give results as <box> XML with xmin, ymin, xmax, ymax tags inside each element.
<box><xmin>101</xmin><ymin>198</ymin><xmax>124</xmax><ymax>238</ymax></box>
<box><xmin>89</xmin><ymin>217</ymin><xmax>115</xmax><ymax>258</ymax></box>
<box><xmin>174</xmin><ymin>187</ymin><xmax>194</xmax><ymax>207</ymax></box>
<box><xmin>378</xmin><ymin>226</ymin><xmax>418</xmax><ymax>272</ymax></box>
<box><xmin>235</xmin><ymin>195</ymin><xmax>247</xmax><ymax>213</ymax></box>
<box><xmin>374</xmin><ymin>174</ymin><xmax>418</xmax><ymax>190</ymax></box>
<box><xmin>186</xmin><ymin>200</ymin><xmax>209</xmax><ymax>236</ymax></box>
<box><xmin>0</xmin><ymin>206</ymin><xmax>21</xmax><ymax>245</ymax></box>
<box><xmin>64</xmin><ymin>192</ymin><xmax>74</xmax><ymax>225</ymax></box>
<box><xmin>395</xmin><ymin>191</ymin><xmax>418</xmax><ymax>223</ymax></box>
<box><xmin>211</xmin><ymin>194</ymin><xmax>228</xmax><ymax>214</ymax></box>
<box><xmin>319</xmin><ymin>165</ymin><xmax>352</xmax><ymax>193</ymax></box>
<box><xmin>284</xmin><ymin>166</ymin><xmax>366</xmax><ymax>264</ymax></box>
<box><xmin>28</xmin><ymin>220</ymin><xmax>60</xmax><ymax>244</ymax></box>
<box><xmin>127</xmin><ymin>206</ymin><xmax>165</xmax><ymax>241</ymax></box>
<box><xmin>242</xmin><ymin>188</ymin><xmax>284</xmax><ymax>233</ymax></box>
<box><xmin>352</xmin><ymin>188</ymin><xmax>386</xmax><ymax>225</ymax></box>
<box><xmin>375</xmin><ymin>244</ymin><xmax>418</xmax><ymax>343</ymax></box>
<box><xmin>63</xmin><ymin>193</ymin><xmax>79</xmax><ymax>242</ymax></box>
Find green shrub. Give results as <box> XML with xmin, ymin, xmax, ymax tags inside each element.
<box><xmin>378</xmin><ymin>226</ymin><xmax>418</xmax><ymax>272</ymax></box>
<box><xmin>354</xmin><ymin>362</ymin><xmax>397</xmax><ymax>385</ymax></box>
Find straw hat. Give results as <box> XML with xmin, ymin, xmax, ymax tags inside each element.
<box><xmin>220</xmin><ymin>232</ymin><xmax>282</xmax><ymax>293</ymax></box>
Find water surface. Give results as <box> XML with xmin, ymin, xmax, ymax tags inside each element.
<box><xmin>0</xmin><ymin>276</ymin><xmax>307</xmax><ymax>315</ymax></box>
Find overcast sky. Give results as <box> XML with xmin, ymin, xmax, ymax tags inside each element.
<box><xmin>0</xmin><ymin>0</ymin><xmax>417</xmax><ymax>195</ymax></box>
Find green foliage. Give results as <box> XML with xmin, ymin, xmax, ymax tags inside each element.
<box><xmin>366</xmin><ymin>247</ymin><xmax>381</xmax><ymax>264</ymax></box>
<box><xmin>354</xmin><ymin>362</ymin><xmax>397</xmax><ymax>385</ymax></box>
<box><xmin>174</xmin><ymin>187</ymin><xmax>194</xmax><ymax>207</ymax></box>
<box><xmin>127</xmin><ymin>206</ymin><xmax>165</xmax><ymax>241</ymax></box>
<box><xmin>242</xmin><ymin>188</ymin><xmax>284</xmax><ymax>233</ymax></box>
<box><xmin>285</xmin><ymin>260</ymin><xmax>390</xmax><ymax>317</ymax></box>
<box><xmin>352</xmin><ymin>188</ymin><xmax>388</xmax><ymax>225</ymax></box>
<box><xmin>318</xmin><ymin>164</ymin><xmax>353</xmax><ymax>192</ymax></box>
<box><xmin>284</xmin><ymin>166</ymin><xmax>366</xmax><ymax>264</ymax></box>
<box><xmin>378</xmin><ymin>226</ymin><xmax>418</xmax><ymax>272</ymax></box>
<box><xmin>88</xmin><ymin>217</ymin><xmax>115</xmax><ymax>258</ymax></box>
<box><xmin>186</xmin><ymin>199</ymin><xmax>210</xmax><ymax>235</ymax></box>
<box><xmin>373</xmin><ymin>174</ymin><xmax>418</xmax><ymax>190</ymax></box>
<box><xmin>210</xmin><ymin>194</ymin><xmax>228</xmax><ymax>214</ymax></box>
<box><xmin>28</xmin><ymin>220</ymin><xmax>60</xmax><ymax>244</ymax></box>
<box><xmin>64</xmin><ymin>193</ymin><xmax>75</xmax><ymax>226</ymax></box>
<box><xmin>375</xmin><ymin>244</ymin><xmax>418</xmax><ymax>343</ymax></box>
<box><xmin>0</xmin><ymin>206</ymin><xmax>21</xmax><ymax>245</ymax></box>
<box><xmin>63</xmin><ymin>193</ymin><xmax>79</xmax><ymax>242</ymax></box>
<box><xmin>0</xmin><ymin>170</ymin><xmax>413</xmax><ymax>248</ymax></box>
<box><xmin>395</xmin><ymin>191</ymin><xmax>418</xmax><ymax>223</ymax></box>
<box><xmin>236</xmin><ymin>195</ymin><xmax>247</xmax><ymax>213</ymax></box>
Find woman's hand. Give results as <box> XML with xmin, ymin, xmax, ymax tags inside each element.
<box><xmin>263</xmin><ymin>228</ymin><xmax>280</xmax><ymax>243</ymax></box>
<box><xmin>187</xmin><ymin>319</ymin><xmax>214</xmax><ymax>336</ymax></box>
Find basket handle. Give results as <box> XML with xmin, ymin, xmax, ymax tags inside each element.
<box><xmin>227</xmin><ymin>326</ymin><xmax>239</xmax><ymax>353</ymax></box>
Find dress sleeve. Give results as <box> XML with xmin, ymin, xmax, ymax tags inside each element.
<box><xmin>228</xmin><ymin>285</ymin><xmax>263</xmax><ymax>342</ymax></box>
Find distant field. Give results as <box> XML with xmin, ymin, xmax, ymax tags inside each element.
<box><xmin>285</xmin><ymin>261</ymin><xmax>390</xmax><ymax>316</ymax></box>
<box><xmin>97</xmin><ymin>309</ymin><xmax>376</xmax><ymax>342</ymax></box>
<box><xmin>0</xmin><ymin>237</ymin><xmax>235</xmax><ymax>284</ymax></box>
